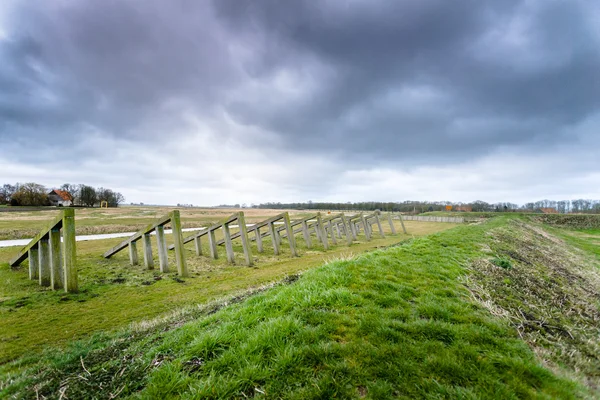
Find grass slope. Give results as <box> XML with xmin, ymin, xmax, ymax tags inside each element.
<box><xmin>2</xmin><ymin>218</ymin><xmax>593</xmax><ymax>399</ymax></box>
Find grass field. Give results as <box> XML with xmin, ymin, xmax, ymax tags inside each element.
<box><xmin>1</xmin><ymin>210</ymin><xmax>599</xmax><ymax>398</ymax></box>
<box><xmin>0</xmin><ymin>208</ymin><xmax>452</xmax><ymax>365</ymax></box>
<box><xmin>0</xmin><ymin>206</ymin><xmax>314</xmax><ymax>240</ymax></box>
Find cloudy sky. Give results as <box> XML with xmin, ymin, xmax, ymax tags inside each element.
<box><xmin>1</xmin><ymin>0</ymin><xmax>599</xmax><ymax>206</ymax></box>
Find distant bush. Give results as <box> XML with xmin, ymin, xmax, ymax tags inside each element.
<box><xmin>531</xmin><ymin>214</ymin><xmax>600</xmax><ymax>229</ymax></box>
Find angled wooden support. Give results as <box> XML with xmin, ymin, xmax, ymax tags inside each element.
<box><xmin>222</xmin><ymin>223</ymin><xmax>235</xmax><ymax>263</ymax></box>
<box><xmin>340</xmin><ymin>214</ymin><xmax>353</xmax><ymax>245</ymax></box>
<box><xmin>170</xmin><ymin>210</ymin><xmax>188</xmax><ymax>276</ymax></box>
<box><xmin>283</xmin><ymin>212</ymin><xmax>298</xmax><ymax>257</ymax></box>
<box><xmin>268</xmin><ymin>222</ymin><xmax>280</xmax><ymax>255</ymax></box>
<box><xmin>194</xmin><ymin>236</ymin><xmax>203</xmax><ymax>256</ymax></box>
<box><xmin>328</xmin><ymin>220</ymin><xmax>337</xmax><ymax>245</ymax></box>
<box><xmin>316</xmin><ymin>213</ymin><xmax>328</xmax><ymax>250</ymax></box>
<box><xmin>398</xmin><ymin>214</ymin><xmax>407</xmax><ymax>234</ymax></box>
<box><xmin>11</xmin><ymin>209</ymin><xmax>77</xmax><ymax>293</ymax></box>
<box><xmin>255</xmin><ymin>227</ymin><xmax>263</xmax><ymax>253</ymax></box>
<box><xmin>237</xmin><ymin>212</ymin><xmax>254</xmax><ymax>266</ymax></box>
<box><xmin>387</xmin><ymin>213</ymin><xmax>397</xmax><ymax>234</ymax></box>
<box><xmin>302</xmin><ymin>221</ymin><xmax>312</xmax><ymax>248</ymax></box>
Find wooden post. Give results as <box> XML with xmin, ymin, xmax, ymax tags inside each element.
<box><xmin>142</xmin><ymin>233</ymin><xmax>154</xmax><ymax>270</ymax></box>
<box><xmin>237</xmin><ymin>212</ymin><xmax>253</xmax><ymax>266</ymax></box>
<box><xmin>387</xmin><ymin>213</ymin><xmax>397</xmax><ymax>234</ymax></box>
<box><xmin>361</xmin><ymin>214</ymin><xmax>371</xmax><ymax>240</ymax></box>
<box><xmin>208</xmin><ymin>229</ymin><xmax>218</xmax><ymax>259</ymax></box>
<box><xmin>255</xmin><ymin>227</ymin><xmax>263</xmax><ymax>253</ymax></box>
<box><xmin>341</xmin><ymin>215</ymin><xmax>353</xmax><ymax>245</ymax></box>
<box><xmin>129</xmin><ymin>241</ymin><xmax>139</xmax><ymax>265</ymax></box>
<box><xmin>375</xmin><ymin>214</ymin><xmax>385</xmax><ymax>237</ymax></box>
<box><xmin>49</xmin><ymin>228</ymin><xmax>63</xmax><ymax>290</ymax></box>
<box><xmin>268</xmin><ymin>222</ymin><xmax>280</xmax><ymax>255</ymax></box>
<box><xmin>28</xmin><ymin>247</ymin><xmax>39</xmax><ymax>280</ymax></box>
<box><xmin>328</xmin><ymin>220</ymin><xmax>337</xmax><ymax>245</ymax></box>
<box><xmin>62</xmin><ymin>209</ymin><xmax>77</xmax><ymax>293</ymax></box>
<box><xmin>170</xmin><ymin>211</ymin><xmax>188</xmax><ymax>277</ymax></box>
<box><xmin>194</xmin><ymin>236</ymin><xmax>203</xmax><ymax>256</ymax></box>
<box><xmin>302</xmin><ymin>221</ymin><xmax>312</xmax><ymax>248</ymax></box>
<box><xmin>335</xmin><ymin>223</ymin><xmax>341</xmax><ymax>239</ymax></box>
<box><xmin>222</xmin><ymin>223</ymin><xmax>235</xmax><ymax>263</ymax></box>
<box><xmin>38</xmin><ymin>237</ymin><xmax>50</xmax><ymax>287</ymax></box>
<box><xmin>316</xmin><ymin>213</ymin><xmax>328</xmax><ymax>250</ymax></box>
<box><xmin>398</xmin><ymin>214</ymin><xmax>407</xmax><ymax>234</ymax></box>
<box><xmin>156</xmin><ymin>225</ymin><xmax>169</xmax><ymax>273</ymax></box>
<box><xmin>283</xmin><ymin>213</ymin><xmax>298</xmax><ymax>257</ymax></box>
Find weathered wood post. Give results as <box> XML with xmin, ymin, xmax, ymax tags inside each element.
<box><xmin>170</xmin><ymin>210</ymin><xmax>188</xmax><ymax>277</ymax></box>
<box><xmin>360</xmin><ymin>214</ymin><xmax>371</xmax><ymax>240</ymax></box>
<box><xmin>387</xmin><ymin>213</ymin><xmax>397</xmax><ymax>234</ymax></box>
<box><xmin>222</xmin><ymin>222</ymin><xmax>235</xmax><ymax>263</ymax></box>
<box><xmin>128</xmin><ymin>241</ymin><xmax>139</xmax><ymax>265</ymax></box>
<box><xmin>208</xmin><ymin>229</ymin><xmax>218</xmax><ymax>259</ymax></box>
<box><xmin>254</xmin><ymin>227</ymin><xmax>263</xmax><ymax>253</ymax></box>
<box><xmin>341</xmin><ymin>215</ymin><xmax>353</xmax><ymax>245</ymax></box>
<box><xmin>283</xmin><ymin>212</ymin><xmax>298</xmax><ymax>257</ymax></box>
<box><xmin>301</xmin><ymin>220</ymin><xmax>312</xmax><ymax>248</ymax></box>
<box><xmin>268</xmin><ymin>222</ymin><xmax>280</xmax><ymax>255</ymax></box>
<box><xmin>316</xmin><ymin>213</ymin><xmax>328</xmax><ymax>250</ymax></box>
<box><xmin>142</xmin><ymin>233</ymin><xmax>154</xmax><ymax>270</ymax></box>
<box><xmin>38</xmin><ymin>237</ymin><xmax>50</xmax><ymax>286</ymax></box>
<box><xmin>328</xmin><ymin>220</ymin><xmax>337</xmax><ymax>245</ymax></box>
<box><xmin>49</xmin><ymin>228</ymin><xmax>63</xmax><ymax>290</ymax></box>
<box><xmin>155</xmin><ymin>225</ymin><xmax>169</xmax><ymax>273</ymax></box>
<box><xmin>62</xmin><ymin>208</ymin><xmax>77</xmax><ymax>293</ymax></box>
<box><xmin>375</xmin><ymin>214</ymin><xmax>385</xmax><ymax>238</ymax></box>
<box><xmin>194</xmin><ymin>236</ymin><xmax>203</xmax><ymax>256</ymax></box>
<box><xmin>28</xmin><ymin>247</ymin><xmax>39</xmax><ymax>280</ymax></box>
<box><xmin>398</xmin><ymin>214</ymin><xmax>407</xmax><ymax>234</ymax></box>
<box><xmin>237</xmin><ymin>212</ymin><xmax>253</xmax><ymax>266</ymax></box>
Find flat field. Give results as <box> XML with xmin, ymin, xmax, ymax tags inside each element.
<box><xmin>0</xmin><ymin>207</ymin><xmax>455</xmax><ymax>365</ymax></box>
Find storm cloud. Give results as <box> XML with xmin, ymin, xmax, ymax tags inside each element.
<box><xmin>0</xmin><ymin>0</ymin><xmax>599</xmax><ymax>205</ymax></box>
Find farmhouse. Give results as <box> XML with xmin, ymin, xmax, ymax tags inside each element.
<box><xmin>48</xmin><ymin>189</ymin><xmax>73</xmax><ymax>207</ymax></box>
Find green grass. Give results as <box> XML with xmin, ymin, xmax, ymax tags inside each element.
<box><xmin>0</xmin><ymin>220</ymin><xmax>449</xmax><ymax>364</ymax></box>
<box><xmin>2</xmin><ymin>218</ymin><xmax>595</xmax><ymax>398</ymax></box>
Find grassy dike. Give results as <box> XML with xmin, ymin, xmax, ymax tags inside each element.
<box><xmin>1</xmin><ymin>218</ymin><xmax>597</xmax><ymax>399</ymax></box>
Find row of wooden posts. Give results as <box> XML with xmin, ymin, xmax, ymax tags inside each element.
<box><xmin>9</xmin><ymin>209</ymin><xmax>407</xmax><ymax>293</ymax></box>
<box><xmin>9</xmin><ymin>209</ymin><xmax>78</xmax><ymax>292</ymax></box>
<box><xmin>105</xmin><ymin>210</ymin><xmax>407</xmax><ymax>278</ymax></box>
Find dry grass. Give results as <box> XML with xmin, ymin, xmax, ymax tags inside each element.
<box><xmin>463</xmin><ymin>220</ymin><xmax>600</xmax><ymax>391</ymax></box>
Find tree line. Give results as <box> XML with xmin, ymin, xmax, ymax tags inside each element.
<box><xmin>252</xmin><ymin>200</ymin><xmax>600</xmax><ymax>214</ymax></box>
<box><xmin>0</xmin><ymin>182</ymin><xmax>125</xmax><ymax>207</ymax></box>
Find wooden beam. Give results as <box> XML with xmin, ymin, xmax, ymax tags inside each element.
<box><xmin>104</xmin><ymin>213</ymin><xmax>172</xmax><ymax>258</ymax></box>
<box><xmin>156</xmin><ymin>225</ymin><xmax>169</xmax><ymax>273</ymax></box>
<box><xmin>10</xmin><ymin>211</ymin><xmax>64</xmax><ymax>267</ymax></box>
<box><xmin>49</xmin><ymin>228</ymin><xmax>63</xmax><ymax>290</ymax></box>
<box><xmin>62</xmin><ymin>209</ymin><xmax>77</xmax><ymax>293</ymax></box>
<box><xmin>170</xmin><ymin>210</ymin><xmax>188</xmax><ymax>277</ymax></box>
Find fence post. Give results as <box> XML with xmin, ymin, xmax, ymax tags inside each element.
<box><xmin>156</xmin><ymin>225</ymin><xmax>169</xmax><ymax>273</ymax></box>
<box><xmin>268</xmin><ymin>222</ymin><xmax>280</xmax><ymax>255</ymax></box>
<box><xmin>341</xmin><ymin>215</ymin><xmax>353</xmax><ymax>245</ymax></box>
<box><xmin>302</xmin><ymin>220</ymin><xmax>312</xmax><ymax>248</ymax></box>
<box><xmin>62</xmin><ymin>208</ymin><xmax>78</xmax><ymax>293</ymax></box>
<box><xmin>255</xmin><ymin>227</ymin><xmax>263</xmax><ymax>253</ymax></box>
<box><xmin>360</xmin><ymin>214</ymin><xmax>371</xmax><ymax>240</ymax></box>
<box><xmin>387</xmin><ymin>213</ymin><xmax>397</xmax><ymax>234</ymax></box>
<box><xmin>208</xmin><ymin>229</ymin><xmax>218</xmax><ymax>259</ymax></box>
<box><xmin>375</xmin><ymin>214</ymin><xmax>385</xmax><ymax>237</ymax></box>
<box><xmin>328</xmin><ymin>220</ymin><xmax>337</xmax><ymax>244</ymax></box>
<box><xmin>143</xmin><ymin>233</ymin><xmax>154</xmax><ymax>270</ymax></box>
<box><xmin>38</xmin><ymin>237</ymin><xmax>50</xmax><ymax>287</ymax></box>
<box><xmin>237</xmin><ymin>212</ymin><xmax>253</xmax><ymax>266</ymax></box>
<box><xmin>398</xmin><ymin>214</ymin><xmax>407</xmax><ymax>234</ymax></box>
<box><xmin>194</xmin><ymin>236</ymin><xmax>203</xmax><ymax>256</ymax></box>
<box><xmin>128</xmin><ymin>241</ymin><xmax>139</xmax><ymax>265</ymax></box>
<box><xmin>222</xmin><ymin>222</ymin><xmax>235</xmax><ymax>263</ymax></box>
<box><xmin>50</xmin><ymin>228</ymin><xmax>63</xmax><ymax>290</ymax></box>
<box><xmin>28</xmin><ymin>247</ymin><xmax>39</xmax><ymax>280</ymax></box>
<box><xmin>316</xmin><ymin>213</ymin><xmax>328</xmax><ymax>250</ymax></box>
<box><xmin>283</xmin><ymin>213</ymin><xmax>298</xmax><ymax>256</ymax></box>
<box><xmin>170</xmin><ymin>210</ymin><xmax>188</xmax><ymax>277</ymax></box>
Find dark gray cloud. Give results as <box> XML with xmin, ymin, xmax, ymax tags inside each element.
<box><xmin>0</xmin><ymin>0</ymin><xmax>599</xmax><ymax>204</ymax></box>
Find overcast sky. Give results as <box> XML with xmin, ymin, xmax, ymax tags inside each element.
<box><xmin>1</xmin><ymin>1</ymin><xmax>599</xmax><ymax>206</ymax></box>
